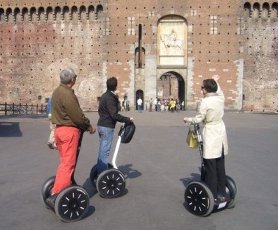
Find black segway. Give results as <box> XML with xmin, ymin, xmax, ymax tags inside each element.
<box><xmin>90</xmin><ymin>123</ymin><xmax>135</xmax><ymax>199</ymax></box>
<box><xmin>184</xmin><ymin>123</ymin><xmax>237</xmax><ymax>217</ymax></box>
<box><xmin>41</xmin><ymin>132</ymin><xmax>90</xmax><ymax>222</ymax></box>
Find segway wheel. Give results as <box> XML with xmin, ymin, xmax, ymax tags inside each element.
<box><xmin>54</xmin><ymin>186</ymin><xmax>89</xmax><ymax>222</ymax></box>
<box><xmin>96</xmin><ymin>168</ymin><xmax>126</xmax><ymax>198</ymax></box>
<box><xmin>90</xmin><ymin>164</ymin><xmax>114</xmax><ymax>183</ymax></box>
<box><xmin>41</xmin><ymin>176</ymin><xmax>55</xmax><ymax>207</ymax></box>
<box><xmin>225</xmin><ymin>176</ymin><xmax>237</xmax><ymax>209</ymax></box>
<box><xmin>184</xmin><ymin>181</ymin><xmax>214</xmax><ymax>217</ymax></box>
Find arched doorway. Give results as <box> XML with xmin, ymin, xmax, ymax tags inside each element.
<box><xmin>157</xmin><ymin>71</ymin><xmax>185</xmax><ymax>107</ymax></box>
<box><xmin>136</xmin><ymin>89</ymin><xmax>144</xmax><ymax>110</ymax></box>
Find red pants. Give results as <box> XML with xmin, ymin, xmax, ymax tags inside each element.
<box><xmin>52</xmin><ymin>126</ymin><xmax>80</xmax><ymax>195</ymax></box>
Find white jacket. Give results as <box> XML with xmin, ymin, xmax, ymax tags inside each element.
<box><xmin>185</xmin><ymin>83</ymin><xmax>228</xmax><ymax>159</ymax></box>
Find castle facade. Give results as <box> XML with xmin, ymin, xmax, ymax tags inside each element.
<box><xmin>0</xmin><ymin>0</ymin><xmax>277</xmax><ymax>112</ymax></box>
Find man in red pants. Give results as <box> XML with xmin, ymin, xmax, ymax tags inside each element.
<box><xmin>46</xmin><ymin>67</ymin><xmax>95</xmax><ymax>207</ymax></box>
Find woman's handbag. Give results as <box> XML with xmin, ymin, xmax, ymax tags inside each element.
<box><xmin>186</xmin><ymin>126</ymin><xmax>198</xmax><ymax>148</ymax></box>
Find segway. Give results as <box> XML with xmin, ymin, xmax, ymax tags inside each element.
<box><xmin>41</xmin><ymin>132</ymin><xmax>90</xmax><ymax>222</ymax></box>
<box><xmin>184</xmin><ymin>123</ymin><xmax>237</xmax><ymax>217</ymax></box>
<box><xmin>90</xmin><ymin>122</ymin><xmax>135</xmax><ymax>199</ymax></box>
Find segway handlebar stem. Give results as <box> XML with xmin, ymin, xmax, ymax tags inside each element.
<box><xmin>112</xmin><ymin>136</ymin><xmax>121</xmax><ymax>169</ymax></box>
<box><xmin>112</xmin><ymin>125</ymin><xmax>125</xmax><ymax>169</ymax></box>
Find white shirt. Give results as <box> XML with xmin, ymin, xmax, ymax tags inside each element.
<box><xmin>137</xmin><ymin>98</ymin><xmax>142</xmax><ymax>106</ymax></box>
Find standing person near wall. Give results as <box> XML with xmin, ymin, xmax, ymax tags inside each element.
<box><xmin>46</xmin><ymin>68</ymin><xmax>96</xmax><ymax>207</ymax></box>
<box><xmin>93</xmin><ymin>77</ymin><xmax>134</xmax><ymax>177</ymax></box>
<box><xmin>149</xmin><ymin>98</ymin><xmax>153</xmax><ymax>112</ymax></box>
<box><xmin>169</xmin><ymin>98</ymin><xmax>175</xmax><ymax>112</ymax></box>
<box><xmin>137</xmin><ymin>97</ymin><xmax>143</xmax><ymax>112</ymax></box>
<box><xmin>183</xmin><ymin>75</ymin><xmax>229</xmax><ymax>202</ymax></box>
<box><xmin>154</xmin><ymin>97</ymin><xmax>158</xmax><ymax>111</ymax></box>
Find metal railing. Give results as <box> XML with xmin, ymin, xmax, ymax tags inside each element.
<box><xmin>0</xmin><ymin>103</ymin><xmax>47</xmax><ymax>116</ymax></box>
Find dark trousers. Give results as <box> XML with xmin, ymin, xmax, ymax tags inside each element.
<box><xmin>203</xmin><ymin>152</ymin><xmax>226</xmax><ymax>198</ymax></box>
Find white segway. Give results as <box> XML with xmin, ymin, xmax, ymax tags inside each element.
<box><xmin>90</xmin><ymin>123</ymin><xmax>135</xmax><ymax>199</ymax></box>
<box><xmin>41</xmin><ymin>132</ymin><xmax>90</xmax><ymax>222</ymax></box>
<box><xmin>184</xmin><ymin>123</ymin><xmax>237</xmax><ymax>217</ymax></box>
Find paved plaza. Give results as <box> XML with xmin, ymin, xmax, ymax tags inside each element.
<box><xmin>0</xmin><ymin>111</ymin><xmax>277</xmax><ymax>230</ymax></box>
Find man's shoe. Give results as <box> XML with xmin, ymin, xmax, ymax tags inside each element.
<box><xmin>46</xmin><ymin>194</ymin><xmax>57</xmax><ymax>209</ymax></box>
<box><xmin>47</xmin><ymin>142</ymin><xmax>55</xmax><ymax>149</ymax></box>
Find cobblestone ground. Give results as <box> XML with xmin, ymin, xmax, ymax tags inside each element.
<box><xmin>0</xmin><ymin>111</ymin><xmax>277</xmax><ymax>230</ymax></box>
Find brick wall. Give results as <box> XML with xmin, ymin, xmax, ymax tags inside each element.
<box><xmin>0</xmin><ymin>0</ymin><xmax>277</xmax><ymax>112</ymax></box>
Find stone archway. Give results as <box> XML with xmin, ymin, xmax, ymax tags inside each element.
<box><xmin>136</xmin><ymin>89</ymin><xmax>144</xmax><ymax>110</ymax></box>
<box><xmin>157</xmin><ymin>71</ymin><xmax>185</xmax><ymax>105</ymax></box>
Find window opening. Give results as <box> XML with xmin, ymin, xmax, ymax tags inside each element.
<box><xmin>210</xmin><ymin>15</ymin><xmax>218</xmax><ymax>34</ymax></box>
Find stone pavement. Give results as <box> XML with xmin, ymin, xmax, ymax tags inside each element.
<box><xmin>0</xmin><ymin>111</ymin><xmax>277</xmax><ymax>230</ymax></box>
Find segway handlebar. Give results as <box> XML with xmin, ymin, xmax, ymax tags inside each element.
<box><xmin>112</xmin><ymin>123</ymin><xmax>136</xmax><ymax>169</ymax></box>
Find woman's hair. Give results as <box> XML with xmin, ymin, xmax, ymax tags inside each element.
<box><xmin>60</xmin><ymin>68</ymin><xmax>76</xmax><ymax>84</ymax></box>
<box><xmin>107</xmin><ymin>77</ymin><xmax>118</xmax><ymax>91</ymax></box>
<box><xmin>203</xmin><ymin>79</ymin><xmax>218</xmax><ymax>93</ymax></box>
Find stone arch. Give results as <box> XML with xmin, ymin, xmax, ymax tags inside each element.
<box><xmin>88</xmin><ymin>5</ymin><xmax>95</xmax><ymax>21</ymax></box>
<box><xmin>30</xmin><ymin>7</ymin><xmax>37</xmax><ymax>21</ymax></box>
<box><xmin>157</xmin><ymin>71</ymin><xmax>185</xmax><ymax>104</ymax></box>
<box><xmin>136</xmin><ymin>90</ymin><xmax>144</xmax><ymax>110</ymax></box>
<box><xmin>80</xmin><ymin>5</ymin><xmax>87</xmax><ymax>20</ymax></box>
<box><xmin>244</xmin><ymin>2</ymin><xmax>252</xmax><ymax>18</ymax></box>
<box><xmin>14</xmin><ymin>7</ymin><xmax>21</xmax><ymax>22</ymax></box>
<box><xmin>54</xmin><ymin>6</ymin><xmax>61</xmax><ymax>21</ymax></box>
<box><xmin>71</xmin><ymin>6</ymin><xmax>78</xmax><ymax>21</ymax></box>
<box><xmin>63</xmin><ymin>6</ymin><xmax>70</xmax><ymax>21</ymax></box>
<box><xmin>46</xmin><ymin>6</ymin><xmax>53</xmax><ymax>21</ymax></box>
<box><xmin>135</xmin><ymin>47</ymin><xmax>145</xmax><ymax>68</ymax></box>
<box><xmin>271</xmin><ymin>2</ymin><xmax>278</xmax><ymax>18</ymax></box>
<box><xmin>252</xmin><ymin>2</ymin><xmax>260</xmax><ymax>18</ymax></box>
<box><xmin>0</xmin><ymin>8</ymin><xmax>5</xmax><ymax>22</ymax></box>
<box><xmin>6</xmin><ymin>8</ymin><xmax>13</xmax><ymax>23</ymax></box>
<box><xmin>22</xmin><ymin>7</ymin><xmax>29</xmax><ymax>21</ymax></box>
<box><xmin>38</xmin><ymin>7</ymin><xmax>45</xmax><ymax>21</ymax></box>
<box><xmin>96</xmin><ymin>4</ymin><xmax>103</xmax><ymax>19</ymax></box>
<box><xmin>262</xmin><ymin>2</ymin><xmax>270</xmax><ymax>18</ymax></box>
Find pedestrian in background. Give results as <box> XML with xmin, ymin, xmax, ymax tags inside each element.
<box><xmin>137</xmin><ymin>97</ymin><xmax>143</xmax><ymax>112</ymax></box>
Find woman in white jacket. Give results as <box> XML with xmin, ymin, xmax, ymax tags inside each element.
<box><xmin>184</xmin><ymin>76</ymin><xmax>228</xmax><ymax>202</ymax></box>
